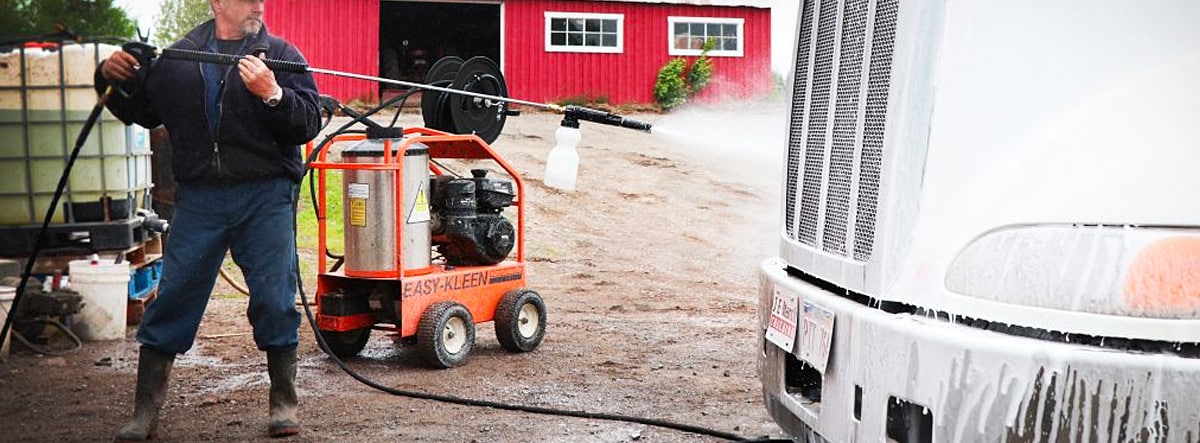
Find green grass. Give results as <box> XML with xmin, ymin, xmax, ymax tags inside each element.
<box><xmin>555</xmin><ymin>93</ymin><xmax>610</xmax><ymax>107</ymax></box>
<box><xmin>297</xmin><ymin>170</ymin><xmax>344</xmax><ymax>257</ymax></box>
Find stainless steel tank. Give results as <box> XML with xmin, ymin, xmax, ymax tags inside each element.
<box><xmin>341</xmin><ymin>130</ymin><xmax>430</xmax><ymax>276</ymax></box>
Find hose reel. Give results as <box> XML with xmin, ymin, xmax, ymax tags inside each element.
<box><xmin>420</xmin><ymin>56</ymin><xmax>462</xmax><ymax>134</ymax></box>
<box><xmin>421</xmin><ymin>56</ymin><xmax>513</xmax><ymax>144</ymax></box>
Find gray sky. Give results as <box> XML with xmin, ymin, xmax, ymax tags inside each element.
<box><xmin>116</xmin><ymin>0</ymin><xmax>160</xmax><ymax>33</ymax></box>
<box><xmin>771</xmin><ymin>1</ymin><xmax>799</xmax><ymax>75</ymax></box>
<box><xmin>117</xmin><ymin>0</ymin><xmax>801</xmax><ymax>75</ymax></box>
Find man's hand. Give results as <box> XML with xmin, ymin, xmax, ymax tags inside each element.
<box><xmin>100</xmin><ymin>51</ymin><xmax>141</xmax><ymax>82</ymax></box>
<box><xmin>239</xmin><ymin>54</ymin><xmax>281</xmax><ymax>101</ymax></box>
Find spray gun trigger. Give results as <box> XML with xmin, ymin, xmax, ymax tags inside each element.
<box><xmin>121</xmin><ymin>41</ymin><xmax>158</xmax><ymax>68</ymax></box>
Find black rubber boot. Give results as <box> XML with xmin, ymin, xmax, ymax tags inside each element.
<box><xmin>267</xmin><ymin>347</ymin><xmax>300</xmax><ymax>438</ymax></box>
<box><xmin>114</xmin><ymin>346</ymin><xmax>175</xmax><ymax>442</ymax></box>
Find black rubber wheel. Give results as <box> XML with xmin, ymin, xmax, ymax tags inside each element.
<box><xmin>319</xmin><ymin>328</ymin><xmax>370</xmax><ymax>358</ymax></box>
<box><xmin>494</xmin><ymin>289</ymin><xmax>547</xmax><ymax>353</ymax></box>
<box><xmin>417</xmin><ymin>301</ymin><xmax>476</xmax><ymax>368</ymax></box>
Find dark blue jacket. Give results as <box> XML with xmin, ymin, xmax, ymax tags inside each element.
<box><xmin>98</xmin><ymin>21</ymin><xmax>321</xmax><ymax>184</ymax></box>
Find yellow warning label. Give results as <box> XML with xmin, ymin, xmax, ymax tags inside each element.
<box><xmin>349</xmin><ymin>198</ymin><xmax>367</xmax><ymax>227</ymax></box>
<box><xmin>408</xmin><ymin>182</ymin><xmax>431</xmax><ymax>224</ymax></box>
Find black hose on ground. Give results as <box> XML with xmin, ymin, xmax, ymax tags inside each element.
<box><xmin>11</xmin><ymin>318</ymin><xmax>83</xmax><ymax>356</ymax></box>
<box><xmin>293</xmin><ymin>260</ymin><xmax>748</xmax><ymax>440</ymax></box>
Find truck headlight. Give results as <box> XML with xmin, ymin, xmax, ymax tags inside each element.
<box><xmin>1125</xmin><ymin>236</ymin><xmax>1200</xmax><ymax>315</ymax></box>
<box><xmin>946</xmin><ymin>225</ymin><xmax>1200</xmax><ymax>319</ymax></box>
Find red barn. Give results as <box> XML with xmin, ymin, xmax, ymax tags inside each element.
<box><xmin>265</xmin><ymin>0</ymin><xmax>771</xmax><ymax>106</ymax></box>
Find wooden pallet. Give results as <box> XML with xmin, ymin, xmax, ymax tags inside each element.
<box><xmin>127</xmin><ymin>289</ymin><xmax>157</xmax><ymax>326</ymax></box>
<box><xmin>30</xmin><ymin>235</ymin><xmax>163</xmax><ymax>274</ymax></box>
<box><xmin>122</xmin><ymin>236</ymin><xmax>163</xmax><ymax>268</ymax></box>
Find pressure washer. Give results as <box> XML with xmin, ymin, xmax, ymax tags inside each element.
<box><xmin>0</xmin><ymin>39</ymin><xmax>782</xmax><ymax>441</ymax></box>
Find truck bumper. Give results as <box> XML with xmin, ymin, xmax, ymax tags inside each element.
<box><xmin>757</xmin><ymin>257</ymin><xmax>1200</xmax><ymax>442</ymax></box>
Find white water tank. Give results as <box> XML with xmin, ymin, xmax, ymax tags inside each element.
<box><xmin>0</xmin><ymin>42</ymin><xmax>151</xmax><ymax>225</ymax></box>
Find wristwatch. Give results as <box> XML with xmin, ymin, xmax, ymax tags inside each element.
<box><xmin>264</xmin><ymin>86</ymin><xmax>283</xmax><ymax>107</ymax></box>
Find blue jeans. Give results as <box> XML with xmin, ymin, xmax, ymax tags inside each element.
<box><xmin>138</xmin><ymin>177</ymin><xmax>301</xmax><ymax>354</ymax></box>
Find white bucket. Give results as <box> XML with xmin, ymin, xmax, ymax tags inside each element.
<box><xmin>69</xmin><ymin>260</ymin><xmax>130</xmax><ymax>341</ymax></box>
<box><xmin>0</xmin><ymin>285</ymin><xmax>14</xmax><ymax>359</ymax></box>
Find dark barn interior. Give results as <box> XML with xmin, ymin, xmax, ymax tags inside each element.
<box><xmin>379</xmin><ymin>1</ymin><xmax>502</xmax><ymax>90</ymax></box>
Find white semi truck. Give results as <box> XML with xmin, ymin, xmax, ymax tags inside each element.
<box><xmin>757</xmin><ymin>0</ymin><xmax>1200</xmax><ymax>441</ymax></box>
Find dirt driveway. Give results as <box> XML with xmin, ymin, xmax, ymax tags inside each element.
<box><xmin>0</xmin><ymin>102</ymin><xmax>789</xmax><ymax>442</ymax></box>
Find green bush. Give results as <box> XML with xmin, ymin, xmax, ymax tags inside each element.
<box><xmin>653</xmin><ymin>58</ymin><xmax>688</xmax><ymax>110</ymax></box>
<box><xmin>686</xmin><ymin>39</ymin><xmax>716</xmax><ymax>97</ymax></box>
<box><xmin>654</xmin><ymin>39</ymin><xmax>717</xmax><ymax>110</ymax></box>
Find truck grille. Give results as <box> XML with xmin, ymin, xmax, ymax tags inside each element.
<box><xmin>784</xmin><ymin>0</ymin><xmax>899</xmax><ymax>262</ymax></box>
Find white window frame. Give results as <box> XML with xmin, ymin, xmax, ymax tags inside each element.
<box><xmin>544</xmin><ymin>11</ymin><xmax>624</xmax><ymax>54</ymax></box>
<box><xmin>667</xmin><ymin>16</ymin><xmax>744</xmax><ymax>57</ymax></box>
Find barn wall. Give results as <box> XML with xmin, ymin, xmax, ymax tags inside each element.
<box><xmin>504</xmin><ymin>0</ymin><xmax>771</xmax><ymax>105</ymax></box>
<box><xmin>266</xmin><ymin>0</ymin><xmax>381</xmax><ymax>102</ymax></box>
<box><xmin>264</xmin><ymin>0</ymin><xmax>771</xmax><ymax>105</ymax></box>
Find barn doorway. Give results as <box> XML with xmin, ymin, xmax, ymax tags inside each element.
<box><xmin>379</xmin><ymin>0</ymin><xmax>501</xmax><ymax>93</ymax></box>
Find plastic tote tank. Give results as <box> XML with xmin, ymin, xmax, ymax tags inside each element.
<box><xmin>0</xmin><ymin>41</ymin><xmax>151</xmax><ymax>225</ymax></box>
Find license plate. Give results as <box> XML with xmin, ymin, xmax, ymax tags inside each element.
<box><xmin>765</xmin><ymin>287</ymin><xmax>799</xmax><ymax>353</ymax></box>
<box><xmin>799</xmin><ymin>300</ymin><xmax>835</xmax><ymax>373</ymax></box>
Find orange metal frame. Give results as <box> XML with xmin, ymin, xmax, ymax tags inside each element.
<box><xmin>307</xmin><ymin>128</ymin><xmax>527</xmax><ymax>338</ymax></box>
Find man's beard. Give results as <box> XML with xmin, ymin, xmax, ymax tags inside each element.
<box><xmin>239</xmin><ymin>18</ymin><xmax>263</xmax><ymax>37</ymax></box>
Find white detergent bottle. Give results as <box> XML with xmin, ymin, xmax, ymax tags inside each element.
<box><xmin>543</xmin><ymin>117</ymin><xmax>582</xmax><ymax>191</ymax></box>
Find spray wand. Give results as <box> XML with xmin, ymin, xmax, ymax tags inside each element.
<box><xmin>122</xmin><ymin>43</ymin><xmax>650</xmax><ymax>191</ymax></box>
<box><xmin>123</xmin><ymin>44</ymin><xmax>652</xmax><ymax>132</ymax></box>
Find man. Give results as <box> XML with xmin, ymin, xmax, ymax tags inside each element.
<box><xmin>97</xmin><ymin>0</ymin><xmax>321</xmax><ymax>440</ymax></box>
